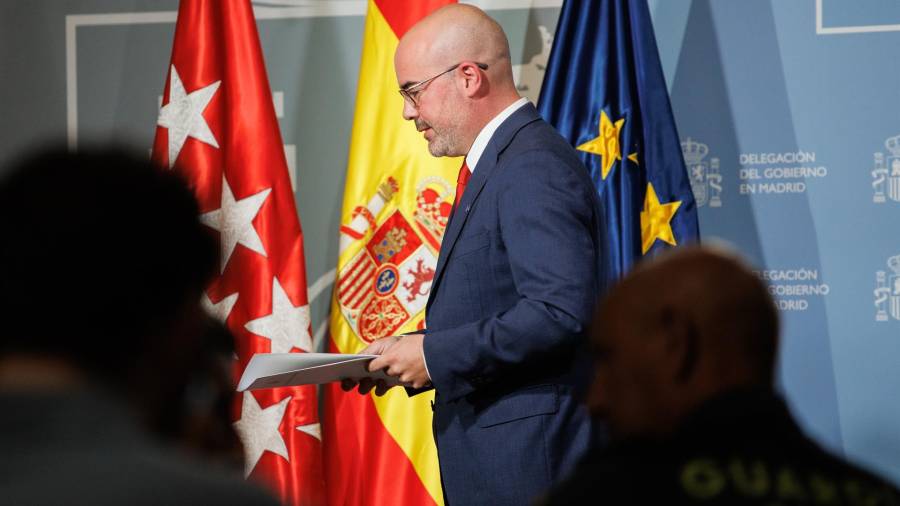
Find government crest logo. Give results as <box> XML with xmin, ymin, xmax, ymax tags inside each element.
<box><xmin>681</xmin><ymin>138</ymin><xmax>722</xmax><ymax>208</ymax></box>
<box><xmin>872</xmin><ymin>134</ymin><xmax>900</xmax><ymax>203</ymax></box>
<box><xmin>874</xmin><ymin>254</ymin><xmax>900</xmax><ymax>322</ymax></box>
<box><xmin>337</xmin><ymin>176</ymin><xmax>451</xmax><ymax>342</ymax></box>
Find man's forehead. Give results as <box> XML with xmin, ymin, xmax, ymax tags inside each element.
<box><xmin>394</xmin><ymin>52</ymin><xmax>415</xmax><ymax>86</ymax></box>
<box><xmin>394</xmin><ymin>39</ymin><xmax>423</xmax><ymax>83</ymax></box>
<box><xmin>395</xmin><ymin>52</ymin><xmax>445</xmax><ymax>89</ymax></box>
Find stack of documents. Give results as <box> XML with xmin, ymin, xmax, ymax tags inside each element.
<box><xmin>237</xmin><ymin>353</ymin><xmax>404</xmax><ymax>391</ymax></box>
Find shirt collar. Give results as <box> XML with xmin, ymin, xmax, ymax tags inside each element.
<box><xmin>465</xmin><ymin>97</ymin><xmax>529</xmax><ymax>172</ymax></box>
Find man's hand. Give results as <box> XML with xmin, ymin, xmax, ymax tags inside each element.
<box><xmin>340</xmin><ymin>336</ymin><xmax>401</xmax><ymax>396</ymax></box>
<box><xmin>369</xmin><ymin>334</ymin><xmax>430</xmax><ymax>389</ymax></box>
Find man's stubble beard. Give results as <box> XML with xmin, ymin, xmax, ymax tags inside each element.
<box><xmin>427</xmin><ymin>130</ymin><xmax>459</xmax><ymax>157</ymax></box>
<box><xmin>419</xmin><ymin>105</ymin><xmax>467</xmax><ymax>158</ymax></box>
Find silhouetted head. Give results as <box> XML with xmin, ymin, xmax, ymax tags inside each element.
<box><xmin>395</xmin><ymin>4</ymin><xmax>521</xmax><ymax>157</ymax></box>
<box><xmin>0</xmin><ymin>145</ymin><xmax>217</xmax><ymax>386</ymax></box>
<box><xmin>588</xmin><ymin>246</ymin><xmax>778</xmax><ymax>440</ymax></box>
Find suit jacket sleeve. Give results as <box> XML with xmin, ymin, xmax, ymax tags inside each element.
<box><xmin>423</xmin><ymin>149</ymin><xmax>602</xmax><ymax>401</ymax></box>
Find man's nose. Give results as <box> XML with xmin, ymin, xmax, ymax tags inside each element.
<box><xmin>402</xmin><ymin>99</ymin><xmax>418</xmax><ymax>121</ymax></box>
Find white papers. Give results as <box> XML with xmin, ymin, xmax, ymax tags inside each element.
<box><xmin>237</xmin><ymin>352</ymin><xmax>404</xmax><ymax>391</ymax></box>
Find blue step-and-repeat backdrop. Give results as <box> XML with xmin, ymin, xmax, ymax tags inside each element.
<box><xmin>657</xmin><ymin>0</ymin><xmax>900</xmax><ymax>482</ymax></box>
<box><xmin>0</xmin><ymin>0</ymin><xmax>897</xmax><ymax>486</ymax></box>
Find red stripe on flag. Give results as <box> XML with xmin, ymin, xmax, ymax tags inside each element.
<box><xmin>323</xmin><ymin>351</ymin><xmax>438</xmax><ymax>506</ymax></box>
<box><xmin>373</xmin><ymin>0</ymin><xmax>456</xmax><ymax>39</ymax></box>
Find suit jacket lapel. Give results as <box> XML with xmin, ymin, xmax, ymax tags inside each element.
<box><xmin>425</xmin><ymin>103</ymin><xmax>542</xmax><ymax>314</ymax></box>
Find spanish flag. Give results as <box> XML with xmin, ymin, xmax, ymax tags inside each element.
<box><xmin>322</xmin><ymin>1</ymin><xmax>460</xmax><ymax>505</ymax></box>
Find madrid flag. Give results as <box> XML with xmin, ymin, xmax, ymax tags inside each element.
<box><xmin>322</xmin><ymin>1</ymin><xmax>459</xmax><ymax>505</ymax></box>
<box><xmin>151</xmin><ymin>2</ymin><xmax>324</xmax><ymax>504</ymax></box>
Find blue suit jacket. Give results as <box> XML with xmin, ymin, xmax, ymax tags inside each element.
<box><xmin>422</xmin><ymin>103</ymin><xmax>608</xmax><ymax>505</ymax></box>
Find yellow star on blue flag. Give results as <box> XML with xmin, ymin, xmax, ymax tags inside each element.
<box><xmin>640</xmin><ymin>182</ymin><xmax>682</xmax><ymax>254</ymax></box>
<box><xmin>577</xmin><ymin>110</ymin><xmax>624</xmax><ymax>180</ymax></box>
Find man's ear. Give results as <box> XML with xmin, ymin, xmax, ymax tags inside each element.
<box><xmin>458</xmin><ymin>61</ymin><xmax>486</xmax><ymax>97</ymax></box>
<box><xmin>658</xmin><ymin>306</ymin><xmax>699</xmax><ymax>384</ymax></box>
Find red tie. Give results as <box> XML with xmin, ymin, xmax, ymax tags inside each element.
<box><xmin>454</xmin><ymin>160</ymin><xmax>471</xmax><ymax>213</ymax></box>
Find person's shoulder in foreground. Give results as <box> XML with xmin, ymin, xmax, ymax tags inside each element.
<box><xmin>0</xmin><ymin>388</ymin><xmax>279</xmax><ymax>506</ymax></box>
<box><xmin>543</xmin><ymin>389</ymin><xmax>900</xmax><ymax>505</ymax></box>
<box><xmin>541</xmin><ymin>245</ymin><xmax>900</xmax><ymax>505</ymax></box>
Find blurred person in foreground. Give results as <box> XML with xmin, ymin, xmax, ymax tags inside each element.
<box><xmin>543</xmin><ymin>246</ymin><xmax>900</xmax><ymax>505</ymax></box>
<box><xmin>0</xmin><ymin>146</ymin><xmax>277</xmax><ymax>506</ymax></box>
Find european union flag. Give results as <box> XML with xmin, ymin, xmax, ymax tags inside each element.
<box><xmin>538</xmin><ymin>0</ymin><xmax>699</xmax><ymax>278</ymax></box>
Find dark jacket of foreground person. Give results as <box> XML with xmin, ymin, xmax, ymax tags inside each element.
<box><xmin>0</xmin><ymin>390</ymin><xmax>277</xmax><ymax>506</ymax></box>
<box><xmin>544</xmin><ymin>389</ymin><xmax>900</xmax><ymax>505</ymax></box>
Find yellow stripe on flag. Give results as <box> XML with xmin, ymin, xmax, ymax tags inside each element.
<box><xmin>329</xmin><ymin>1</ymin><xmax>461</xmax><ymax>504</ymax></box>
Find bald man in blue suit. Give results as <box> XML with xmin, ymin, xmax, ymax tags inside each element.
<box><xmin>347</xmin><ymin>4</ymin><xmax>608</xmax><ymax>504</ymax></box>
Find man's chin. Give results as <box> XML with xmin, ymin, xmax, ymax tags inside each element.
<box><xmin>427</xmin><ymin>142</ymin><xmax>449</xmax><ymax>157</ymax></box>
<box><xmin>427</xmin><ymin>138</ymin><xmax>462</xmax><ymax>158</ymax></box>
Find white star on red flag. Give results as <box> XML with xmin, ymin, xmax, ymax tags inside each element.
<box><xmin>200</xmin><ymin>176</ymin><xmax>271</xmax><ymax>273</ymax></box>
<box><xmin>156</xmin><ymin>65</ymin><xmax>220</xmax><ymax>169</ymax></box>
<box><xmin>245</xmin><ymin>277</ymin><xmax>313</xmax><ymax>353</ymax></box>
<box><xmin>233</xmin><ymin>392</ymin><xmax>291</xmax><ymax>478</ymax></box>
<box><xmin>203</xmin><ymin>292</ymin><xmax>239</xmax><ymax>323</ymax></box>
<box><xmin>297</xmin><ymin>422</ymin><xmax>321</xmax><ymax>441</ymax></box>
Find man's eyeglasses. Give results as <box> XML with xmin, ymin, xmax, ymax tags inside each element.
<box><xmin>399</xmin><ymin>62</ymin><xmax>489</xmax><ymax>108</ymax></box>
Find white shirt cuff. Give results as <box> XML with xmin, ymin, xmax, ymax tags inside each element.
<box><xmin>421</xmin><ymin>342</ymin><xmax>432</xmax><ymax>381</ymax></box>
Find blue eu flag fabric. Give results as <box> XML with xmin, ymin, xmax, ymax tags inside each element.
<box><xmin>538</xmin><ymin>0</ymin><xmax>699</xmax><ymax>278</ymax></box>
